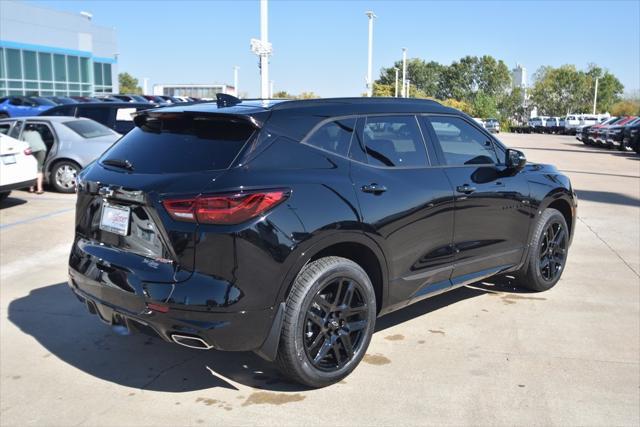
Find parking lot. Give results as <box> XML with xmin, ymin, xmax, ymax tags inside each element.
<box><xmin>1</xmin><ymin>133</ymin><xmax>638</xmax><ymax>426</ymax></box>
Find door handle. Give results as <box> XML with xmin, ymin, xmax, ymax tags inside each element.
<box><xmin>361</xmin><ymin>183</ymin><xmax>387</xmax><ymax>194</ymax></box>
<box><xmin>456</xmin><ymin>184</ymin><xmax>477</xmax><ymax>194</ymax></box>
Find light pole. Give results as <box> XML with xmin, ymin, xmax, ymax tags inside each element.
<box><xmin>365</xmin><ymin>11</ymin><xmax>376</xmax><ymax>97</ymax></box>
<box><xmin>406</xmin><ymin>79</ymin><xmax>410</xmax><ymax>98</ymax></box>
<box><xmin>394</xmin><ymin>67</ymin><xmax>399</xmax><ymax>97</ymax></box>
<box><xmin>270</xmin><ymin>80</ymin><xmax>274</xmax><ymax>98</ymax></box>
<box><xmin>401</xmin><ymin>48</ymin><xmax>407</xmax><ymax>98</ymax></box>
<box><xmin>233</xmin><ymin>66</ymin><xmax>239</xmax><ymax>97</ymax></box>
<box><xmin>250</xmin><ymin>0</ymin><xmax>272</xmax><ymax>99</ymax></box>
<box><xmin>592</xmin><ymin>77</ymin><xmax>599</xmax><ymax>114</ymax></box>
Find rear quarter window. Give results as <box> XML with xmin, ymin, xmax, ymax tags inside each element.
<box><xmin>63</xmin><ymin>120</ymin><xmax>115</xmax><ymax>138</ymax></box>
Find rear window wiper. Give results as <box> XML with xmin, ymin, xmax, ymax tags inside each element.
<box><xmin>102</xmin><ymin>158</ymin><xmax>134</xmax><ymax>171</ymax></box>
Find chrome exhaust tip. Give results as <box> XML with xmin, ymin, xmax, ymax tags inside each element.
<box><xmin>171</xmin><ymin>334</ymin><xmax>213</xmax><ymax>350</ymax></box>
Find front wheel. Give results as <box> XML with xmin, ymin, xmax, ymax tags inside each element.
<box><xmin>516</xmin><ymin>208</ymin><xmax>569</xmax><ymax>292</ymax></box>
<box><xmin>51</xmin><ymin>161</ymin><xmax>80</xmax><ymax>193</ymax></box>
<box><xmin>276</xmin><ymin>256</ymin><xmax>377</xmax><ymax>388</ymax></box>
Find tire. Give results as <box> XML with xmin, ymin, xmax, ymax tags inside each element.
<box><xmin>516</xmin><ymin>208</ymin><xmax>569</xmax><ymax>292</ymax></box>
<box><xmin>51</xmin><ymin>160</ymin><xmax>80</xmax><ymax>193</ymax></box>
<box><xmin>276</xmin><ymin>256</ymin><xmax>377</xmax><ymax>388</ymax></box>
<box><xmin>0</xmin><ymin>191</ymin><xmax>10</xmax><ymax>202</ymax></box>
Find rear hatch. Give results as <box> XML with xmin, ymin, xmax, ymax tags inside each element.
<box><xmin>71</xmin><ymin>112</ymin><xmax>260</xmax><ymax>290</ymax></box>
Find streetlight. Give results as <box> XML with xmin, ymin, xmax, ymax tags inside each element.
<box><xmin>401</xmin><ymin>48</ymin><xmax>407</xmax><ymax>98</ymax></box>
<box><xmin>250</xmin><ymin>0</ymin><xmax>272</xmax><ymax>99</ymax></box>
<box><xmin>365</xmin><ymin>11</ymin><xmax>376</xmax><ymax>97</ymax></box>
<box><xmin>394</xmin><ymin>67</ymin><xmax>399</xmax><ymax>97</ymax></box>
<box><xmin>406</xmin><ymin>79</ymin><xmax>411</xmax><ymax>98</ymax></box>
<box><xmin>233</xmin><ymin>66</ymin><xmax>239</xmax><ymax>97</ymax></box>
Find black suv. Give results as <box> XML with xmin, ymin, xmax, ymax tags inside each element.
<box><xmin>69</xmin><ymin>96</ymin><xmax>576</xmax><ymax>387</ymax></box>
<box><xmin>40</xmin><ymin>102</ymin><xmax>155</xmax><ymax>134</ymax></box>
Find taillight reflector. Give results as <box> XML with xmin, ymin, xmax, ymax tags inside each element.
<box><xmin>163</xmin><ymin>190</ymin><xmax>289</xmax><ymax>225</ymax></box>
<box><xmin>24</xmin><ymin>148</ymin><xmax>32</xmax><ymax>155</ymax></box>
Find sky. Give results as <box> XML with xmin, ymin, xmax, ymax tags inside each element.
<box><xmin>27</xmin><ymin>0</ymin><xmax>640</xmax><ymax>98</ymax></box>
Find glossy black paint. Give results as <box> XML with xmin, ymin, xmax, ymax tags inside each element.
<box><xmin>68</xmin><ymin>98</ymin><xmax>577</xmax><ymax>354</ymax></box>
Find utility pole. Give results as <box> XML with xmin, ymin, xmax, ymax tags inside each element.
<box><xmin>250</xmin><ymin>0</ymin><xmax>272</xmax><ymax>99</ymax></box>
<box><xmin>592</xmin><ymin>77</ymin><xmax>599</xmax><ymax>115</ymax></box>
<box><xmin>401</xmin><ymin>48</ymin><xmax>407</xmax><ymax>98</ymax></box>
<box><xmin>394</xmin><ymin>67</ymin><xmax>399</xmax><ymax>97</ymax></box>
<box><xmin>233</xmin><ymin>66</ymin><xmax>239</xmax><ymax>97</ymax></box>
<box><xmin>270</xmin><ymin>80</ymin><xmax>274</xmax><ymax>98</ymax></box>
<box><xmin>406</xmin><ymin>79</ymin><xmax>410</xmax><ymax>98</ymax></box>
<box><xmin>365</xmin><ymin>11</ymin><xmax>376</xmax><ymax>97</ymax></box>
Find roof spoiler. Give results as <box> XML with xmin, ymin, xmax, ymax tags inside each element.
<box><xmin>216</xmin><ymin>93</ymin><xmax>242</xmax><ymax>108</ymax></box>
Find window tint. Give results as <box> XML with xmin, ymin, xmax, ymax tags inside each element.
<box><xmin>0</xmin><ymin>124</ymin><xmax>11</xmax><ymax>135</ymax></box>
<box><xmin>101</xmin><ymin>115</ymin><xmax>255</xmax><ymax>173</ymax></box>
<box><xmin>8</xmin><ymin>121</ymin><xmax>23</xmax><ymax>138</ymax></box>
<box><xmin>362</xmin><ymin>115</ymin><xmax>428</xmax><ymax>168</ymax></box>
<box><xmin>429</xmin><ymin>116</ymin><xmax>498</xmax><ymax>165</ymax></box>
<box><xmin>64</xmin><ymin>120</ymin><xmax>114</xmax><ymax>138</ymax></box>
<box><xmin>305</xmin><ymin>118</ymin><xmax>355</xmax><ymax>156</ymax></box>
<box><xmin>77</xmin><ymin>107</ymin><xmax>110</xmax><ymax>125</ymax></box>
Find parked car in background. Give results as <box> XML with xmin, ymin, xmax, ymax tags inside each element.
<box><xmin>484</xmin><ymin>118</ymin><xmax>500</xmax><ymax>133</ymax></box>
<box><xmin>109</xmin><ymin>94</ymin><xmax>150</xmax><ymax>103</ymax></box>
<box><xmin>0</xmin><ymin>133</ymin><xmax>37</xmax><ymax>201</ymax></box>
<box><xmin>544</xmin><ymin>117</ymin><xmax>560</xmax><ymax>133</ymax></box>
<box><xmin>68</xmin><ymin>96</ymin><xmax>576</xmax><ymax>387</ymax></box>
<box><xmin>0</xmin><ymin>96</ymin><xmax>56</xmax><ymax>118</ymax></box>
<box><xmin>564</xmin><ymin>114</ymin><xmax>582</xmax><ymax>134</ymax></box>
<box><xmin>473</xmin><ymin>117</ymin><xmax>485</xmax><ymax>128</ymax></box>
<box><xmin>622</xmin><ymin>120</ymin><xmax>640</xmax><ymax>153</ymax></box>
<box><xmin>142</xmin><ymin>95</ymin><xmax>170</xmax><ymax>105</ymax></box>
<box><xmin>602</xmin><ymin>116</ymin><xmax>637</xmax><ymax>148</ymax></box>
<box><xmin>40</xmin><ymin>102</ymin><xmax>155</xmax><ymax>134</ymax></box>
<box><xmin>530</xmin><ymin>116</ymin><xmax>548</xmax><ymax>132</ymax></box>
<box><xmin>70</xmin><ymin>96</ymin><xmax>103</xmax><ymax>103</ymax></box>
<box><xmin>585</xmin><ymin>117</ymin><xmax>620</xmax><ymax>146</ymax></box>
<box><xmin>0</xmin><ymin>116</ymin><xmax>121</xmax><ymax>192</ymax></box>
<box><xmin>44</xmin><ymin>96</ymin><xmax>78</xmax><ymax>105</ymax></box>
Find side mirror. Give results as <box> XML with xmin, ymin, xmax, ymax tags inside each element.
<box><xmin>506</xmin><ymin>148</ymin><xmax>527</xmax><ymax>171</ymax></box>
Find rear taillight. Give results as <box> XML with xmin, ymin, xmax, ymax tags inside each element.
<box><xmin>24</xmin><ymin>148</ymin><xmax>32</xmax><ymax>155</ymax></box>
<box><xmin>163</xmin><ymin>190</ymin><xmax>289</xmax><ymax>225</ymax></box>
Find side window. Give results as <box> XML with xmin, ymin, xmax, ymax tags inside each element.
<box><xmin>9</xmin><ymin>97</ymin><xmax>23</xmax><ymax>106</ymax></box>
<box><xmin>0</xmin><ymin>123</ymin><xmax>12</xmax><ymax>135</ymax></box>
<box><xmin>305</xmin><ymin>118</ymin><xmax>356</xmax><ymax>156</ymax></box>
<box><xmin>429</xmin><ymin>116</ymin><xmax>498</xmax><ymax>165</ymax></box>
<box><xmin>8</xmin><ymin>121</ymin><xmax>23</xmax><ymax>138</ymax></box>
<box><xmin>78</xmin><ymin>107</ymin><xmax>110</xmax><ymax>125</ymax></box>
<box><xmin>362</xmin><ymin>115</ymin><xmax>428</xmax><ymax>168</ymax></box>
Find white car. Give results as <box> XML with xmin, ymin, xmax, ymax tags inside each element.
<box><xmin>473</xmin><ymin>118</ymin><xmax>485</xmax><ymax>128</ymax></box>
<box><xmin>0</xmin><ymin>133</ymin><xmax>37</xmax><ymax>201</ymax></box>
<box><xmin>565</xmin><ymin>114</ymin><xmax>582</xmax><ymax>134</ymax></box>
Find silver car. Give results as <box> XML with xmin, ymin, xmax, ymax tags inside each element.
<box><xmin>0</xmin><ymin>116</ymin><xmax>120</xmax><ymax>192</ymax></box>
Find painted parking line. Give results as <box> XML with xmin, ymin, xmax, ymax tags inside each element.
<box><xmin>0</xmin><ymin>207</ymin><xmax>75</xmax><ymax>230</ymax></box>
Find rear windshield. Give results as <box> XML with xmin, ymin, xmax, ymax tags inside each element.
<box><xmin>64</xmin><ymin>120</ymin><xmax>115</xmax><ymax>138</ymax></box>
<box><xmin>99</xmin><ymin>114</ymin><xmax>255</xmax><ymax>173</ymax></box>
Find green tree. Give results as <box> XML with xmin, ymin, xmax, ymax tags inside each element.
<box><xmin>439</xmin><ymin>56</ymin><xmax>477</xmax><ymax>100</ymax></box>
<box><xmin>474</xmin><ymin>55</ymin><xmax>511</xmax><ymax>98</ymax></box>
<box><xmin>372</xmin><ymin>83</ymin><xmax>395</xmax><ymax>97</ymax></box>
<box><xmin>377</xmin><ymin>59</ymin><xmax>444</xmax><ymax>98</ymax></box>
<box><xmin>584</xmin><ymin>64</ymin><xmax>624</xmax><ymax>112</ymax></box>
<box><xmin>610</xmin><ymin>99</ymin><xmax>640</xmax><ymax>115</ymax></box>
<box><xmin>273</xmin><ymin>90</ymin><xmax>293</xmax><ymax>99</ymax></box>
<box><xmin>531</xmin><ymin>65</ymin><xmax>590</xmax><ymax>115</ymax></box>
<box><xmin>118</xmin><ymin>72</ymin><xmax>141</xmax><ymax>94</ymax></box>
<box><xmin>471</xmin><ymin>91</ymin><xmax>497</xmax><ymax>118</ymax></box>
<box><xmin>297</xmin><ymin>91</ymin><xmax>319</xmax><ymax>99</ymax></box>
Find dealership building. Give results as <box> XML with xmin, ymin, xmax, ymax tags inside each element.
<box><xmin>153</xmin><ymin>84</ymin><xmax>236</xmax><ymax>99</ymax></box>
<box><xmin>0</xmin><ymin>1</ymin><xmax>118</xmax><ymax>97</ymax></box>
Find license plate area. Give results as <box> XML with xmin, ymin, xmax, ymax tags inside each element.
<box><xmin>1</xmin><ymin>154</ymin><xmax>16</xmax><ymax>165</ymax></box>
<box><xmin>100</xmin><ymin>203</ymin><xmax>131</xmax><ymax>236</ymax></box>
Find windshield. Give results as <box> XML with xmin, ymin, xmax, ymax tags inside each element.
<box><xmin>63</xmin><ymin>119</ymin><xmax>115</xmax><ymax>138</ymax></box>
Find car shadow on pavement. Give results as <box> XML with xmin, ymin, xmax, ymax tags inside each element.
<box><xmin>0</xmin><ymin>196</ymin><xmax>27</xmax><ymax>209</ymax></box>
<box><xmin>8</xmin><ymin>279</ymin><xmax>511</xmax><ymax>393</ymax></box>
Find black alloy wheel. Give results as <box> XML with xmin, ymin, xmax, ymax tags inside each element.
<box><xmin>303</xmin><ymin>277</ymin><xmax>368</xmax><ymax>371</ymax></box>
<box><xmin>538</xmin><ymin>221</ymin><xmax>567</xmax><ymax>282</ymax></box>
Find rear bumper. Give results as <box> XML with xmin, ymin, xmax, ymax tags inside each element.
<box><xmin>0</xmin><ymin>178</ymin><xmax>36</xmax><ymax>193</ymax></box>
<box><xmin>68</xmin><ymin>267</ymin><xmax>278</xmax><ymax>352</ymax></box>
